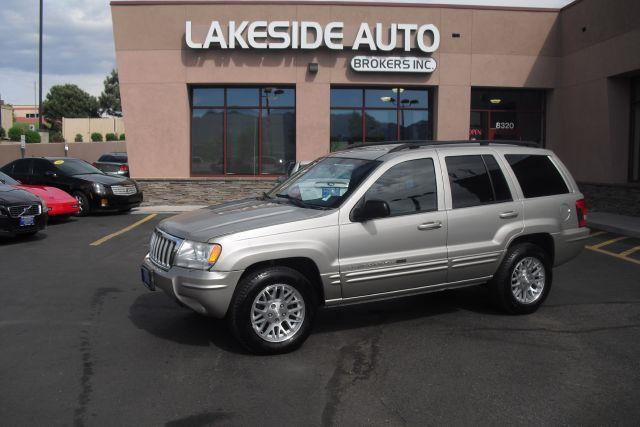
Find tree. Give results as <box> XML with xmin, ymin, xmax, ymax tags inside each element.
<box><xmin>99</xmin><ymin>69</ymin><xmax>122</xmax><ymax>117</ymax></box>
<box><xmin>42</xmin><ymin>84</ymin><xmax>99</xmax><ymax>131</ymax></box>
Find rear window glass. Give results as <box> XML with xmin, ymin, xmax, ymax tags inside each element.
<box><xmin>446</xmin><ymin>155</ymin><xmax>512</xmax><ymax>209</ymax></box>
<box><xmin>505</xmin><ymin>154</ymin><xmax>569</xmax><ymax>198</ymax></box>
<box><xmin>98</xmin><ymin>155</ymin><xmax>113</xmax><ymax>162</ymax></box>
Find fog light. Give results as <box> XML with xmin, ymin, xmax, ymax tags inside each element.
<box><xmin>101</xmin><ymin>199</ymin><xmax>109</xmax><ymax>207</ymax></box>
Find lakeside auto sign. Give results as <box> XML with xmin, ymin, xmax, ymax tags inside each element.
<box><xmin>185</xmin><ymin>20</ymin><xmax>438</xmax><ymax>74</ymax></box>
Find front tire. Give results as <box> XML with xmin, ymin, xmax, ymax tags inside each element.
<box><xmin>489</xmin><ymin>243</ymin><xmax>552</xmax><ymax>314</ymax></box>
<box><xmin>72</xmin><ymin>192</ymin><xmax>91</xmax><ymax>217</ymax></box>
<box><xmin>228</xmin><ymin>266</ymin><xmax>318</xmax><ymax>355</ymax></box>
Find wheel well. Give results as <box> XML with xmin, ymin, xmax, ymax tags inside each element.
<box><xmin>509</xmin><ymin>233</ymin><xmax>554</xmax><ymax>261</ymax></box>
<box><xmin>240</xmin><ymin>257</ymin><xmax>325</xmax><ymax>303</ymax></box>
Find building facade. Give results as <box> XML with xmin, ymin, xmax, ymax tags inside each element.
<box><xmin>12</xmin><ymin>105</ymin><xmax>41</xmax><ymax>127</ymax></box>
<box><xmin>111</xmin><ymin>0</ymin><xmax>640</xmax><ymax>184</ymax></box>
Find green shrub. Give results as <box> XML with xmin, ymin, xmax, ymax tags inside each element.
<box><xmin>50</xmin><ymin>131</ymin><xmax>64</xmax><ymax>143</ymax></box>
<box><xmin>119</xmin><ymin>133</ymin><xmax>125</xmax><ymax>141</ymax></box>
<box><xmin>91</xmin><ymin>132</ymin><xmax>103</xmax><ymax>142</ymax></box>
<box><xmin>25</xmin><ymin>129</ymin><xmax>41</xmax><ymax>143</ymax></box>
<box><xmin>74</xmin><ymin>133</ymin><xmax>83</xmax><ymax>142</ymax></box>
<box><xmin>105</xmin><ymin>132</ymin><xmax>117</xmax><ymax>141</ymax></box>
<box><xmin>0</xmin><ymin>127</ymin><xmax>5</xmax><ymax>139</ymax></box>
<box><xmin>8</xmin><ymin>126</ymin><xmax>22</xmax><ymax>141</ymax></box>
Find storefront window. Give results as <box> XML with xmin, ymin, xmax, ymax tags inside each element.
<box><xmin>631</xmin><ymin>77</ymin><xmax>640</xmax><ymax>182</ymax></box>
<box><xmin>330</xmin><ymin>87</ymin><xmax>433</xmax><ymax>151</ymax></box>
<box><xmin>190</xmin><ymin>86</ymin><xmax>295</xmax><ymax>175</ymax></box>
<box><xmin>470</xmin><ymin>89</ymin><xmax>546</xmax><ymax>145</ymax></box>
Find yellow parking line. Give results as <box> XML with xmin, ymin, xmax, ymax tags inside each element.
<box><xmin>589</xmin><ymin>231</ymin><xmax>606</xmax><ymax>237</ymax></box>
<box><xmin>619</xmin><ymin>245</ymin><xmax>640</xmax><ymax>257</ymax></box>
<box><xmin>586</xmin><ymin>246</ymin><xmax>640</xmax><ymax>266</ymax></box>
<box><xmin>90</xmin><ymin>214</ymin><xmax>157</xmax><ymax>246</ymax></box>
<box><xmin>586</xmin><ymin>236</ymin><xmax>627</xmax><ymax>250</ymax></box>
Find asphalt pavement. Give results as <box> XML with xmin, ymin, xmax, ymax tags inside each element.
<box><xmin>1</xmin><ymin>214</ymin><xmax>639</xmax><ymax>426</ymax></box>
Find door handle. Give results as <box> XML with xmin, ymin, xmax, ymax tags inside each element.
<box><xmin>417</xmin><ymin>221</ymin><xmax>442</xmax><ymax>230</ymax></box>
<box><xmin>499</xmin><ymin>211</ymin><xmax>519</xmax><ymax>219</ymax></box>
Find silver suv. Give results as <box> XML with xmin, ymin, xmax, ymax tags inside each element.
<box><xmin>140</xmin><ymin>141</ymin><xmax>589</xmax><ymax>354</ymax></box>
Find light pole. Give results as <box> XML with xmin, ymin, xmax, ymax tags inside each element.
<box><xmin>38</xmin><ymin>0</ymin><xmax>43</xmax><ymax>130</ymax></box>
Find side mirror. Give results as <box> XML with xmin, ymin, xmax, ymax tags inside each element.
<box><xmin>45</xmin><ymin>170</ymin><xmax>58</xmax><ymax>178</ymax></box>
<box><xmin>351</xmin><ymin>199</ymin><xmax>390</xmax><ymax>222</ymax></box>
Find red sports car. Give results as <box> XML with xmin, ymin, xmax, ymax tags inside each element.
<box><xmin>0</xmin><ymin>171</ymin><xmax>79</xmax><ymax>218</ymax></box>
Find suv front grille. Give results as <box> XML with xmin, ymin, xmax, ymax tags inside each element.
<box><xmin>8</xmin><ymin>204</ymin><xmax>41</xmax><ymax>218</ymax></box>
<box><xmin>111</xmin><ymin>185</ymin><xmax>137</xmax><ymax>196</ymax></box>
<box><xmin>149</xmin><ymin>230</ymin><xmax>182</xmax><ymax>269</ymax></box>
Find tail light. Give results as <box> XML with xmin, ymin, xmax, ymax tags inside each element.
<box><xmin>119</xmin><ymin>164</ymin><xmax>129</xmax><ymax>172</ymax></box>
<box><xmin>576</xmin><ymin>199</ymin><xmax>587</xmax><ymax>228</ymax></box>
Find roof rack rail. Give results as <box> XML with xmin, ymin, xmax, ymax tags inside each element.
<box><xmin>344</xmin><ymin>139</ymin><xmax>540</xmax><ymax>153</ymax></box>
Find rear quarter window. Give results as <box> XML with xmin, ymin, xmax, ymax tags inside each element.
<box><xmin>505</xmin><ymin>154</ymin><xmax>569</xmax><ymax>198</ymax></box>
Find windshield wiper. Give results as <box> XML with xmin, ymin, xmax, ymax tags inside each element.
<box><xmin>275</xmin><ymin>194</ymin><xmax>329</xmax><ymax>210</ymax></box>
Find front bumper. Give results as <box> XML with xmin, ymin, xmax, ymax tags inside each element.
<box><xmin>141</xmin><ymin>255</ymin><xmax>243</xmax><ymax>318</ymax></box>
<box><xmin>90</xmin><ymin>191</ymin><xmax>143</xmax><ymax>212</ymax></box>
<box><xmin>48</xmin><ymin>201</ymin><xmax>80</xmax><ymax>217</ymax></box>
<box><xmin>0</xmin><ymin>213</ymin><xmax>47</xmax><ymax>235</ymax></box>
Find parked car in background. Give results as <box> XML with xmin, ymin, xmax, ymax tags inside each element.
<box><xmin>0</xmin><ymin>171</ymin><xmax>79</xmax><ymax>220</ymax></box>
<box><xmin>1</xmin><ymin>157</ymin><xmax>143</xmax><ymax>216</ymax></box>
<box><xmin>93</xmin><ymin>152</ymin><xmax>129</xmax><ymax>177</ymax></box>
<box><xmin>140</xmin><ymin>140</ymin><xmax>588</xmax><ymax>354</ymax></box>
<box><xmin>0</xmin><ymin>183</ymin><xmax>47</xmax><ymax>237</ymax></box>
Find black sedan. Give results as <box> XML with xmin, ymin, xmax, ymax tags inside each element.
<box><xmin>1</xmin><ymin>157</ymin><xmax>143</xmax><ymax>216</ymax></box>
<box><xmin>0</xmin><ymin>184</ymin><xmax>47</xmax><ymax>237</ymax></box>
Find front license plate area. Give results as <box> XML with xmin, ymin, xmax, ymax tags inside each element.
<box><xmin>19</xmin><ymin>216</ymin><xmax>35</xmax><ymax>227</ymax></box>
<box><xmin>141</xmin><ymin>265</ymin><xmax>155</xmax><ymax>291</ymax></box>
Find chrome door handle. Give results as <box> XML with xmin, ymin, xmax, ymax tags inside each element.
<box><xmin>499</xmin><ymin>211</ymin><xmax>519</xmax><ymax>219</ymax></box>
<box><xmin>418</xmin><ymin>221</ymin><xmax>442</xmax><ymax>230</ymax></box>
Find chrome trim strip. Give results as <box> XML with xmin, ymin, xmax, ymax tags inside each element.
<box><xmin>345</xmin><ymin>264</ymin><xmax>448</xmax><ymax>283</ymax></box>
<box><xmin>450</xmin><ymin>258</ymin><xmax>498</xmax><ymax>269</ymax></box>
<box><xmin>344</xmin><ymin>259</ymin><xmax>448</xmax><ymax>278</ymax></box>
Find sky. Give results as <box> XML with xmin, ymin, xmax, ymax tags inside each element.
<box><xmin>0</xmin><ymin>0</ymin><xmax>574</xmax><ymax>105</ymax></box>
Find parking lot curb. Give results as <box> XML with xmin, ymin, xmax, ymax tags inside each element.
<box><xmin>588</xmin><ymin>212</ymin><xmax>640</xmax><ymax>239</ymax></box>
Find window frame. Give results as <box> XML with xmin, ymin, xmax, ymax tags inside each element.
<box><xmin>445</xmin><ymin>154</ymin><xmax>514</xmax><ymax>210</ymax></box>
<box><xmin>330</xmin><ymin>86</ymin><xmax>434</xmax><ymax>150</ymax></box>
<box><xmin>189</xmin><ymin>85</ymin><xmax>296</xmax><ymax>177</ymax></box>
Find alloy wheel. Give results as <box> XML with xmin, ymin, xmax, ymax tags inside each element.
<box><xmin>510</xmin><ymin>256</ymin><xmax>546</xmax><ymax>304</ymax></box>
<box><xmin>251</xmin><ymin>284</ymin><xmax>305</xmax><ymax>342</ymax></box>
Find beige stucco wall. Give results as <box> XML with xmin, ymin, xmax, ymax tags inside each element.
<box><xmin>62</xmin><ymin>117</ymin><xmax>125</xmax><ymax>142</ymax></box>
<box><xmin>111</xmin><ymin>0</ymin><xmax>640</xmax><ymax>183</ymax></box>
<box><xmin>1</xmin><ymin>105</ymin><xmax>13</xmax><ymax>133</ymax></box>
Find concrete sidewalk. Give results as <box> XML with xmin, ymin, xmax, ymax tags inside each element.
<box><xmin>588</xmin><ymin>212</ymin><xmax>640</xmax><ymax>239</ymax></box>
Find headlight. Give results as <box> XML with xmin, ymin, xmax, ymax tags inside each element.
<box><xmin>0</xmin><ymin>205</ymin><xmax>6</xmax><ymax>217</ymax></box>
<box><xmin>174</xmin><ymin>241</ymin><xmax>222</xmax><ymax>270</ymax></box>
<box><xmin>92</xmin><ymin>182</ymin><xmax>106</xmax><ymax>195</ymax></box>
<box><xmin>40</xmin><ymin>199</ymin><xmax>48</xmax><ymax>213</ymax></box>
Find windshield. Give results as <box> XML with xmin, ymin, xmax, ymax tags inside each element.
<box><xmin>267</xmin><ymin>157</ymin><xmax>381</xmax><ymax>209</ymax></box>
<box><xmin>0</xmin><ymin>171</ymin><xmax>18</xmax><ymax>185</ymax></box>
<box><xmin>54</xmin><ymin>159</ymin><xmax>103</xmax><ymax>176</ymax></box>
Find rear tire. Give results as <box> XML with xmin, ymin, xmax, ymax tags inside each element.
<box><xmin>227</xmin><ymin>266</ymin><xmax>318</xmax><ymax>355</ymax></box>
<box><xmin>72</xmin><ymin>192</ymin><xmax>91</xmax><ymax>217</ymax></box>
<box><xmin>488</xmin><ymin>243</ymin><xmax>552</xmax><ymax>314</ymax></box>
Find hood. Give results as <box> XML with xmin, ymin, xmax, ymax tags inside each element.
<box><xmin>0</xmin><ymin>185</ymin><xmax>41</xmax><ymax>205</ymax></box>
<box><xmin>17</xmin><ymin>185</ymin><xmax>76</xmax><ymax>203</ymax></box>
<box><xmin>158</xmin><ymin>198</ymin><xmax>329</xmax><ymax>242</ymax></box>
<box><xmin>73</xmin><ymin>173</ymin><xmax>133</xmax><ymax>186</ymax></box>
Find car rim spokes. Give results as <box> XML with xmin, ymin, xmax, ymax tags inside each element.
<box><xmin>510</xmin><ymin>256</ymin><xmax>545</xmax><ymax>304</ymax></box>
<box><xmin>74</xmin><ymin>195</ymin><xmax>84</xmax><ymax>212</ymax></box>
<box><xmin>251</xmin><ymin>284</ymin><xmax>305</xmax><ymax>343</ymax></box>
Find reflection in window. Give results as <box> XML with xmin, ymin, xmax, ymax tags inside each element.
<box><xmin>330</xmin><ymin>87</ymin><xmax>433</xmax><ymax>151</ymax></box>
<box><xmin>446</xmin><ymin>155</ymin><xmax>513</xmax><ymax>209</ymax></box>
<box><xmin>364</xmin><ymin>158</ymin><xmax>438</xmax><ymax>216</ymax></box>
<box><xmin>190</xmin><ymin>87</ymin><xmax>295</xmax><ymax>175</ymax></box>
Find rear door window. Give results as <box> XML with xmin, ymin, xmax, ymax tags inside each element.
<box><xmin>364</xmin><ymin>158</ymin><xmax>438</xmax><ymax>216</ymax></box>
<box><xmin>446</xmin><ymin>155</ymin><xmax>512</xmax><ymax>209</ymax></box>
<box><xmin>505</xmin><ymin>154</ymin><xmax>569</xmax><ymax>198</ymax></box>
